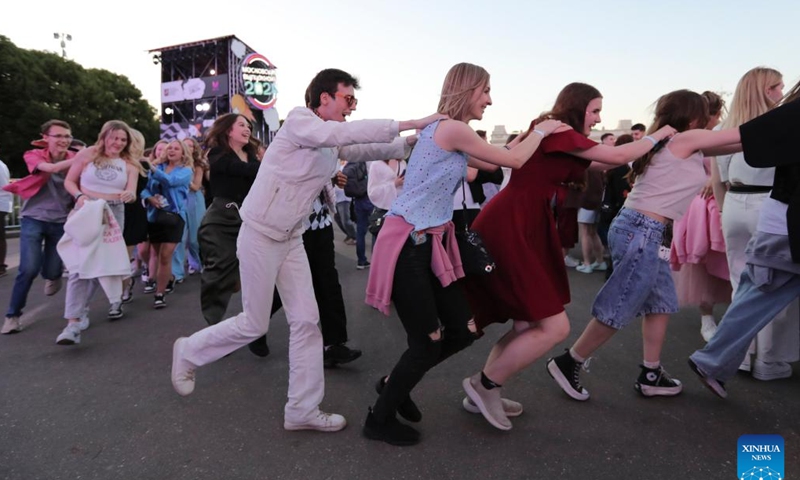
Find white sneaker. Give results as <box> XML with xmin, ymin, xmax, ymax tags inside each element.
<box><xmin>284</xmin><ymin>410</ymin><xmax>347</xmax><ymax>432</ymax></box>
<box><xmin>564</xmin><ymin>256</ymin><xmax>579</xmax><ymax>268</ymax></box>
<box><xmin>700</xmin><ymin>315</ymin><xmax>717</xmax><ymax>342</ymax></box>
<box><xmin>77</xmin><ymin>314</ymin><xmax>90</xmax><ymax>331</ymax></box>
<box><xmin>462</xmin><ymin>396</ymin><xmax>524</xmax><ymax>417</ymax></box>
<box><xmin>2</xmin><ymin>316</ymin><xmax>22</xmax><ymax>334</ymax></box>
<box><xmin>171</xmin><ymin>338</ymin><xmax>196</xmax><ymax>396</ymax></box>
<box><xmin>56</xmin><ymin>323</ymin><xmax>81</xmax><ymax>345</ymax></box>
<box><xmin>739</xmin><ymin>355</ymin><xmax>752</xmax><ymax>372</ymax></box>
<box><xmin>752</xmin><ymin>359</ymin><xmax>793</xmax><ymax>381</ymax></box>
<box><xmin>576</xmin><ymin>264</ymin><xmax>593</xmax><ymax>274</ymax></box>
<box><xmin>590</xmin><ymin>261</ymin><xmax>607</xmax><ymax>271</ymax></box>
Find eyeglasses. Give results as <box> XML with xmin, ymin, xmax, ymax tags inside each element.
<box><xmin>45</xmin><ymin>134</ymin><xmax>74</xmax><ymax>140</ymax></box>
<box><xmin>334</xmin><ymin>92</ymin><xmax>358</xmax><ymax>108</ymax></box>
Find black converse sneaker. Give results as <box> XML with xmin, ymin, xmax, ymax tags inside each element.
<box><xmin>546</xmin><ymin>350</ymin><xmax>590</xmax><ymax>401</ymax></box>
<box><xmin>635</xmin><ymin>365</ymin><xmax>683</xmax><ymax>397</ymax></box>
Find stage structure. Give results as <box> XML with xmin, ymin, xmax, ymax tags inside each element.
<box><xmin>149</xmin><ymin>35</ymin><xmax>280</xmax><ymax>145</ymax></box>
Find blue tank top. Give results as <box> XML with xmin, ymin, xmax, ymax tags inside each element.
<box><xmin>389</xmin><ymin>120</ymin><xmax>467</xmax><ymax>230</ymax></box>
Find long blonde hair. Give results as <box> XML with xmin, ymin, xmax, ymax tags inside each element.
<box><xmin>437</xmin><ymin>63</ymin><xmax>489</xmax><ymax>122</ymax></box>
<box><xmin>722</xmin><ymin>67</ymin><xmax>783</xmax><ymax>128</ymax></box>
<box><xmin>91</xmin><ymin>120</ymin><xmax>145</xmax><ymax>175</ymax></box>
<box><xmin>158</xmin><ymin>139</ymin><xmax>194</xmax><ymax>169</ymax></box>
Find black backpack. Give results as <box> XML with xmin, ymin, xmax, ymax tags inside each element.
<box><xmin>342</xmin><ymin>162</ymin><xmax>368</xmax><ymax>198</ymax></box>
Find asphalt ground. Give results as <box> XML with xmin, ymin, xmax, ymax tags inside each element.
<box><xmin>0</xmin><ymin>231</ymin><xmax>798</xmax><ymax>480</ymax></box>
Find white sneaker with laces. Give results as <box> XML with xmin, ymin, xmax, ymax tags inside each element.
<box><xmin>564</xmin><ymin>256</ymin><xmax>579</xmax><ymax>268</ymax></box>
<box><xmin>284</xmin><ymin>410</ymin><xmax>347</xmax><ymax>432</ymax></box>
<box><xmin>171</xmin><ymin>338</ymin><xmax>196</xmax><ymax>396</ymax></box>
<box><xmin>77</xmin><ymin>314</ymin><xmax>90</xmax><ymax>331</ymax></box>
<box><xmin>56</xmin><ymin>323</ymin><xmax>81</xmax><ymax>345</ymax></box>
<box><xmin>576</xmin><ymin>264</ymin><xmax>593</xmax><ymax>274</ymax></box>
<box><xmin>752</xmin><ymin>359</ymin><xmax>793</xmax><ymax>381</ymax></box>
<box><xmin>2</xmin><ymin>316</ymin><xmax>22</xmax><ymax>334</ymax></box>
<box><xmin>590</xmin><ymin>261</ymin><xmax>608</xmax><ymax>271</ymax></box>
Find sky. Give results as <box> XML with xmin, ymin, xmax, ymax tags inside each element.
<box><xmin>2</xmin><ymin>0</ymin><xmax>798</xmax><ymax>137</ymax></box>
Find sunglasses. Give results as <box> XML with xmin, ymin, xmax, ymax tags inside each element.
<box><xmin>334</xmin><ymin>92</ymin><xmax>358</xmax><ymax>108</ymax></box>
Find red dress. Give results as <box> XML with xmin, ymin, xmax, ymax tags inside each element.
<box><xmin>468</xmin><ymin>130</ymin><xmax>596</xmax><ymax>330</ymax></box>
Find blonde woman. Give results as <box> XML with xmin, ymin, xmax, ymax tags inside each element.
<box><xmin>141</xmin><ymin>140</ymin><xmax>168</xmax><ymax>292</ymax></box>
<box><xmin>57</xmin><ymin>120</ymin><xmax>143</xmax><ymax>345</ymax></box>
<box><xmin>141</xmin><ymin>140</ymin><xmax>193</xmax><ymax>308</ymax></box>
<box><xmin>715</xmin><ymin>67</ymin><xmax>797</xmax><ymax>379</ymax></box>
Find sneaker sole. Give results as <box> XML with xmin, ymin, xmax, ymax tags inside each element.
<box><xmin>1</xmin><ymin>328</ymin><xmax>22</xmax><ymax>335</ymax></box>
<box><xmin>687</xmin><ymin>359</ymin><xmax>727</xmax><ymax>399</ymax></box>
<box><xmin>171</xmin><ymin>338</ymin><xmax>194</xmax><ymax>396</ymax></box>
<box><xmin>284</xmin><ymin>420</ymin><xmax>347</xmax><ymax>432</ymax></box>
<box><xmin>56</xmin><ymin>337</ymin><xmax>79</xmax><ymax>345</ymax></box>
<box><xmin>324</xmin><ymin>351</ymin><xmax>363</xmax><ymax>367</ymax></box>
<box><xmin>462</xmin><ymin>377</ymin><xmax>512</xmax><ymax>431</ymax></box>
<box><xmin>108</xmin><ymin>312</ymin><xmax>124</xmax><ymax>320</ymax></box>
<box><xmin>635</xmin><ymin>384</ymin><xmax>683</xmax><ymax>397</ymax></box>
<box><xmin>155</xmin><ymin>303</ymin><xmax>167</xmax><ymax>309</ymax></box>
<box><xmin>546</xmin><ymin>359</ymin><xmax>590</xmax><ymax>401</ymax></box>
<box><xmin>462</xmin><ymin>397</ymin><xmax>523</xmax><ymax>417</ymax></box>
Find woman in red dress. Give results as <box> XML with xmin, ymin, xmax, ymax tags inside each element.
<box><xmin>462</xmin><ymin>83</ymin><xmax>676</xmax><ymax>430</ymax></box>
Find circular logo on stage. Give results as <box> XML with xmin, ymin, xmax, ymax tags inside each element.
<box><xmin>241</xmin><ymin>53</ymin><xmax>277</xmax><ymax>110</ymax></box>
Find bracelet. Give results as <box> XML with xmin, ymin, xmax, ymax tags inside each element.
<box><xmin>643</xmin><ymin>135</ymin><xmax>658</xmax><ymax>146</ymax></box>
<box><xmin>74</xmin><ymin>193</ymin><xmax>84</xmax><ymax>200</ymax></box>
<box><xmin>532</xmin><ymin>129</ymin><xmax>546</xmax><ymax>138</ymax></box>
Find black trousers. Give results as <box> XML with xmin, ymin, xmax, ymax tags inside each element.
<box><xmin>199</xmin><ymin>199</ymin><xmax>281</xmax><ymax>325</ymax></box>
<box><xmin>372</xmin><ymin>237</ymin><xmax>474</xmax><ymax>422</ymax></box>
<box><xmin>302</xmin><ymin>224</ymin><xmax>348</xmax><ymax>346</ymax></box>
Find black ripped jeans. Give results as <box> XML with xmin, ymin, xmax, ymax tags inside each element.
<box><xmin>372</xmin><ymin>236</ymin><xmax>475</xmax><ymax>423</ymax></box>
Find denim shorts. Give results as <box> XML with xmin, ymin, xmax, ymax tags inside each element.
<box><xmin>591</xmin><ymin>208</ymin><xmax>678</xmax><ymax>329</ymax></box>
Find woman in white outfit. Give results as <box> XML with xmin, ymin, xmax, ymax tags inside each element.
<box><xmin>57</xmin><ymin>120</ymin><xmax>142</xmax><ymax>345</ymax></box>
<box><xmin>716</xmin><ymin>67</ymin><xmax>798</xmax><ymax>379</ymax></box>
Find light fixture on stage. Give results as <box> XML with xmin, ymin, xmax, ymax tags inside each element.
<box><xmin>152</xmin><ymin>54</ymin><xmax>161</xmax><ymax>65</ymax></box>
<box><xmin>164</xmin><ymin>107</ymin><xmax>174</xmax><ymax>115</ymax></box>
<box><xmin>209</xmin><ymin>69</ymin><xmax>216</xmax><ymax>75</ymax></box>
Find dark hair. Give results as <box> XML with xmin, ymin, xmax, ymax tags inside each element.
<box><xmin>41</xmin><ymin>119</ymin><xmax>71</xmax><ymax>135</ymax></box>
<box><xmin>631</xmin><ymin>123</ymin><xmax>646</xmax><ymax>132</ymax></box>
<box><xmin>537</xmin><ymin>83</ymin><xmax>602</xmax><ymax>134</ymax></box>
<box><xmin>600</xmin><ymin>133</ymin><xmax>615</xmax><ymax>142</ymax></box>
<box><xmin>476</xmin><ymin>130</ymin><xmax>487</xmax><ymax>139</ymax></box>
<box><xmin>614</xmin><ymin>134</ymin><xmax>634</xmax><ymax>146</ymax></box>
<box><xmin>203</xmin><ymin>113</ymin><xmax>256</xmax><ymax>159</ymax></box>
<box><xmin>306</xmin><ymin>68</ymin><xmax>360</xmax><ymax>109</ymax></box>
<box><xmin>627</xmin><ymin>90</ymin><xmax>709</xmax><ymax>183</ymax></box>
<box><xmin>505</xmin><ymin>133</ymin><xmax>518</xmax><ymax>145</ymax></box>
<box><xmin>783</xmin><ymin>79</ymin><xmax>800</xmax><ymax>105</ymax></box>
<box><xmin>702</xmin><ymin>91</ymin><xmax>726</xmax><ymax>117</ymax></box>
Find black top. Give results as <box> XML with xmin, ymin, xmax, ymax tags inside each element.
<box><xmin>207</xmin><ymin>147</ymin><xmax>261</xmax><ymax>205</ymax></box>
<box><xmin>740</xmin><ymin>98</ymin><xmax>800</xmax><ymax>261</ymax></box>
<box><xmin>468</xmin><ymin>168</ymin><xmax>504</xmax><ymax>205</ymax></box>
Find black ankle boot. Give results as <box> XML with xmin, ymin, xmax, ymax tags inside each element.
<box><xmin>363</xmin><ymin>408</ymin><xmax>420</xmax><ymax>446</ymax></box>
<box><xmin>375</xmin><ymin>377</ymin><xmax>422</xmax><ymax>422</ymax></box>
<box><xmin>247</xmin><ymin>334</ymin><xmax>270</xmax><ymax>357</ymax></box>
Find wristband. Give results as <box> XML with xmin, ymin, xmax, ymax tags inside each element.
<box><xmin>643</xmin><ymin>135</ymin><xmax>658</xmax><ymax>146</ymax></box>
<box><xmin>74</xmin><ymin>193</ymin><xmax>84</xmax><ymax>200</ymax></box>
<box><xmin>533</xmin><ymin>129</ymin><xmax>546</xmax><ymax>138</ymax></box>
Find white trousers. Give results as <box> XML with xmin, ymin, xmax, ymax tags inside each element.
<box><xmin>721</xmin><ymin>192</ymin><xmax>799</xmax><ymax>363</ymax></box>
<box><xmin>182</xmin><ymin>224</ymin><xmax>325</xmax><ymax>422</ymax></box>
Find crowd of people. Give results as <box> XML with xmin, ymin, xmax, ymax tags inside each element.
<box><xmin>1</xmin><ymin>63</ymin><xmax>798</xmax><ymax>447</ymax></box>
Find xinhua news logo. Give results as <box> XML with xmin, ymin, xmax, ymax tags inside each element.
<box><xmin>738</xmin><ymin>434</ymin><xmax>784</xmax><ymax>480</ymax></box>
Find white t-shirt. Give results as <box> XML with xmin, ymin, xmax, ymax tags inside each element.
<box><xmin>0</xmin><ymin>159</ymin><xmax>12</xmax><ymax>213</ymax></box>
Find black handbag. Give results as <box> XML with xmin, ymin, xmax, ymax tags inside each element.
<box><xmin>368</xmin><ymin>207</ymin><xmax>388</xmax><ymax>235</ymax></box>
<box><xmin>154</xmin><ymin>209</ymin><xmax>181</xmax><ymax>227</ymax></box>
<box><xmin>455</xmin><ymin>179</ymin><xmax>496</xmax><ymax>275</ymax></box>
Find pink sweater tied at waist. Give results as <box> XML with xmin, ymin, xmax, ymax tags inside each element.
<box><xmin>365</xmin><ymin>215</ymin><xmax>464</xmax><ymax>315</ymax></box>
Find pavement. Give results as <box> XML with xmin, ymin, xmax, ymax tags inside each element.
<box><xmin>0</xmin><ymin>232</ymin><xmax>798</xmax><ymax>480</ymax></box>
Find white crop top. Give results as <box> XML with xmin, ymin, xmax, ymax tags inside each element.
<box><xmin>624</xmin><ymin>143</ymin><xmax>706</xmax><ymax>221</ymax></box>
<box><xmin>80</xmin><ymin>158</ymin><xmax>128</xmax><ymax>194</ymax></box>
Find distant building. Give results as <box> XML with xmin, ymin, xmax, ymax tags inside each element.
<box><xmin>490</xmin><ymin>125</ymin><xmax>509</xmax><ymax>145</ymax></box>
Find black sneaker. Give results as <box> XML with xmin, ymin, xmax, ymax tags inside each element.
<box><xmin>323</xmin><ymin>343</ymin><xmax>362</xmax><ymax>367</ymax></box>
<box><xmin>363</xmin><ymin>408</ymin><xmax>420</xmax><ymax>446</ymax></box>
<box><xmin>154</xmin><ymin>294</ymin><xmax>167</xmax><ymax>309</ymax></box>
<box><xmin>635</xmin><ymin>364</ymin><xmax>683</xmax><ymax>397</ymax></box>
<box><xmin>143</xmin><ymin>281</ymin><xmax>156</xmax><ymax>294</ymax></box>
<box><xmin>375</xmin><ymin>377</ymin><xmax>422</xmax><ymax>423</ymax></box>
<box><xmin>687</xmin><ymin>358</ymin><xmax>727</xmax><ymax>399</ymax></box>
<box><xmin>356</xmin><ymin>261</ymin><xmax>371</xmax><ymax>270</ymax></box>
<box><xmin>165</xmin><ymin>278</ymin><xmax>175</xmax><ymax>294</ymax></box>
<box><xmin>108</xmin><ymin>302</ymin><xmax>124</xmax><ymax>320</ymax></box>
<box><xmin>247</xmin><ymin>334</ymin><xmax>270</xmax><ymax>357</ymax></box>
<box><xmin>546</xmin><ymin>350</ymin><xmax>590</xmax><ymax>401</ymax></box>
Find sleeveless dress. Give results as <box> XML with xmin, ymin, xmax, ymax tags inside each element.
<box><xmin>467</xmin><ymin>129</ymin><xmax>596</xmax><ymax>330</ymax></box>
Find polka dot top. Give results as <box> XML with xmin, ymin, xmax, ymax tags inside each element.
<box><xmin>389</xmin><ymin>120</ymin><xmax>467</xmax><ymax>231</ymax></box>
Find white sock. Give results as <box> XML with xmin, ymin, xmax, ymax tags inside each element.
<box><xmin>643</xmin><ymin>360</ymin><xmax>660</xmax><ymax>369</ymax></box>
<box><xmin>701</xmin><ymin>315</ymin><xmax>715</xmax><ymax>325</ymax></box>
<box><xmin>569</xmin><ymin>348</ymin><xmax>585</xmax><ymax>363</ymax></box>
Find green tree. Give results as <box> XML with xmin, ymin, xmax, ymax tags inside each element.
<box><xmin>0</xmin><ymin>36</ymin><xmax>159</xmax><ymax>177</ymax></box>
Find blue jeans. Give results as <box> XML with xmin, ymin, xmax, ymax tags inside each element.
<box><xmin>6</xmin><ymin>217</ymin><xmax>65</xmax><ymax>317</ymax></box>
<box><xmin>353</xmin><ymin>196</ymin><xmax>373</xmax><ymax>265</ymax></box>
<box><xmin>690</xmin><ymin>267</ymin><xmax>800</xmax><ymax>382</ymax></box>
<box><xmin>591</xmin><ymin>209</ymin><xmax>678</xmax><ymax>329</ymax></box>
<box><xmin>334</xmin><ymin>201</ymin><xmax>356</xmax><ymax>240</ymax></box>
